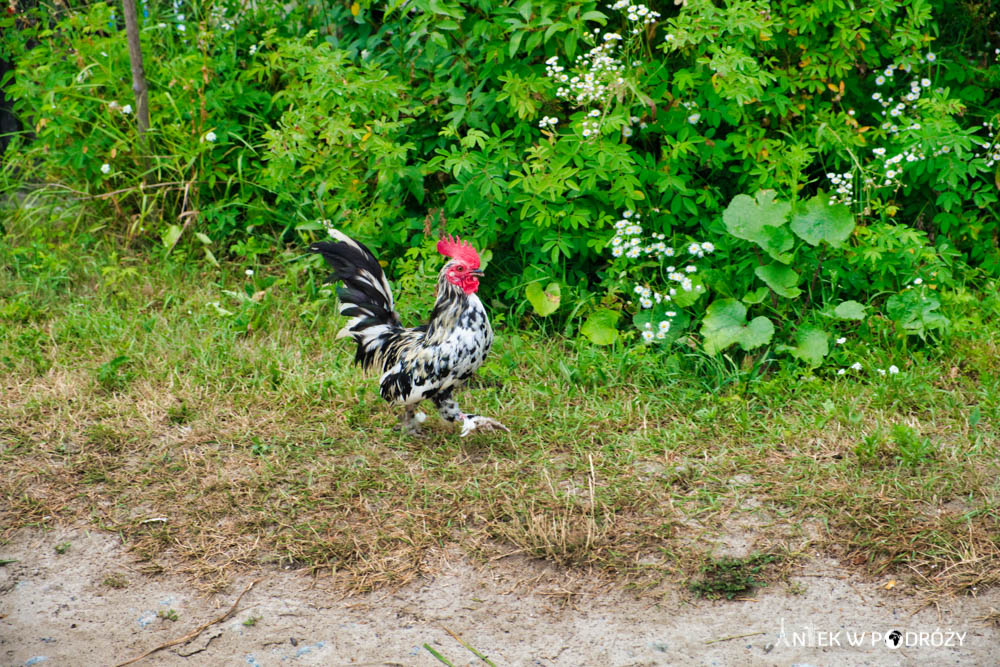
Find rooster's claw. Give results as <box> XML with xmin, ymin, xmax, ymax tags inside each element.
<box><xmin>460</xmin><ymin>415</ymin><xmax>510</xmax><ymax>437</ymax></box>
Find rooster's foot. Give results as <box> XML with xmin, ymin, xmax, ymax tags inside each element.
<box><xmin>460</xmin><ymin>414</ymin><xmax>510</xmax><ymax>437</ymax></box>
<box><xmin>395</xmin><ymin>409</ymin><xmax>427</xmax><ymax>436</ymax></box>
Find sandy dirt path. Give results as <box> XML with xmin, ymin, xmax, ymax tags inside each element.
<box><xmin>2</xmin><ymin>527</ymin><xmax>998</xmax><ymax>666</ymax></box>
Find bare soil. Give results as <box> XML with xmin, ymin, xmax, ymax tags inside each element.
<box><xmin>2</xmin><ymin>527</ymin><xmax>999</xmax><ymax>666</ymax></box>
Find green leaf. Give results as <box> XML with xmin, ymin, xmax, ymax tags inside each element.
<box><xmin>790</xmin><ymin>196</ymin><xmax>855</xmax><ymax>247</ymax></box>
<box><xmin>581</xmin><ymin>308</ymin><xmax>620</xmax><ymax>345</ymax></box>
<box><xmin>833</xmin><ymin>300</ymin><xmax>866</xmax><ymax>320</ymax></box>
<box><xmin>741</xmin><ymin>316</ymin><xmax>775</xmax><ymax>350</ymax></box>
<box><xmin>162</xmin><ymin>224</ymin><xmax>183</xmax><ymax>252</ymax></box>
<box><xmin>203</xmin><ymin>247</ymin><xmax>220</xmax><ymax>267</ymax></box>
<box><xmin>758</xmin><ymin>225</ymin><xmax>795</xmax><ymax>263</ymax></box>
<box><xmin>700</xmin><ymin>299</ymin><xmax>773</xmax><ymax>354</ymax></box>
<box><xmin>778</xmin><ymin>327</ymin><xmax>829</xmax><ymax>367</ymax></box>
<box><xmin>754</xmin><ymin>263</ymin><xmax>801</xmax><ymax>298</ymax></box>
<box><xmin>741</xmin><ymin>287</ymin><xmax>769</xmax><ymax>305</ymax></box>
<box><xmin>525</xmin><ymin>282</ymin><xmax>560</xmax><ymax>317</ymax></box>
<box><xmin>722</xmin><ymin>190</ymin><xmax>792</xmax><ymax>245</ymax></box>
<box><xmin>508</xmin><ymin>31</ymin><xmax>523</xmax><ymax>58</ymax></box>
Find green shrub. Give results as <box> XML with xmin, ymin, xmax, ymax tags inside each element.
<box><xmin>2</xmin><ymin>0</ymin><xmax>997</xmax><ymax>369</ymax></box>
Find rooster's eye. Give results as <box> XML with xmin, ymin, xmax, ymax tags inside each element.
<box><xmin>455</xmin><ymin>266</ymin><xmax>465</xmax><ymax>272</ymax></box>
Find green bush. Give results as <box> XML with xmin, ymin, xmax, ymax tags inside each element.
<box><xmin>2</xmin><ymin>0</ymin><xmax>998</xmax><ymax>370</ymax></box>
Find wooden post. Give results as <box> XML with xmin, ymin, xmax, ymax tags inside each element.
<box><xmin>122</xmin><ymin>0</ymin><xmax>150</xmax><ymax>138</ymax></box>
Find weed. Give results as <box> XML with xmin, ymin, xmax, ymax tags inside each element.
<box><xmin>891</xmin><ymin>424</ymin><xmax>937</xmax><ymax>466</ymax></box>
<box><xmin>854</xmin><ymin>429</ymin><xmax>887</xmax><ymax>465</ymax></box>
<box><xmin>167</xmin><ymin>402</ymin><xmax>194</xmax><ymax>425</ymax></box>
<box><xmin>157</xmin><ymin>609</ymin><xmax>179</xmax><ymax>622</ymax></box>
<box><xmin>54</xmin><ymin>542</ymin><xmax>71</xmax><ymax>555</ymax></box>
<box><xmin>688</xmin><ymin>552</ymin><xmax>784</xmax><ymax>600</ymax></box>
<box><xmin>242</xmin><ymin>615</ymin><xmax>261</xmax><ymax>627</ymax></box>
<box><xmin>96</xmin><ymin>355</ymin><xmax>133</xmax><ymax>392</ymax></box>
<box><xmin>102</xmin><ymin>573</ymin><xmax>129</xmax><ymax>589</ymax></box>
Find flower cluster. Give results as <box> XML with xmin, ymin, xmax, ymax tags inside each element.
<box><xmin>609</xmin><ymin>210</ymin><xmax>673</xmax><ymax>259</ymax></box>
<box><xmin>978</xmin><ymin>121</ymin><xmax>999</xmax><ymax>168</ymax></box>
<box><xmin>582</xmin><ymin>109</ymin><xmax>602</xmax><ymax>137</ymax></box>
<box><xmin>827</xmin><ymin>171</ymin><xmax>854</xmax><ymax>206</ymax></box>
<box><xmin>610</xmin><ymin>1</ymin><xmax>662</xmax><ymax>27</ymax></box>
<box><xmin>546</xmin><ymin>36</ymin><xmax>625</xmax><ymax>107</ymax></box>
<box><xmin>836</xmin><ymin>361</ymin><xmax>899</xmax><ymax>376</ymax></box>
<box><xmin>823</xmin><ymin>52</ymin><xmax>977</xmax><ymax>205</ymax></box>
<box><xmin>538</xmin><ymin>116</ymin><xmax>559</xmax><ymax>130</ymax></box>
<box><xmin>607</xmin><ymin>209</ymin><xmax>714</xmax><ymax>346</ymax></box>
<box><xmin>640</xmin><ymin>316</ymin><xmax>675</xmax><ymax>342</ymax></box>
<box><xmin>107</xmin><ymin>101</ymin><xmax>133</xmax><ymax>115</ymax></box>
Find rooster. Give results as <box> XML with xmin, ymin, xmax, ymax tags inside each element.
<box><xmin>309</xmin><ymin>231</ymin><xmax>509</xmax><ymax>437</ymax></box>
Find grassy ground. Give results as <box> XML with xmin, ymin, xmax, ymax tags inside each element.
<box><xmin>2</xmin><ymin>227</ymin><xmax>999</xmax><ymax>600</ymax></box>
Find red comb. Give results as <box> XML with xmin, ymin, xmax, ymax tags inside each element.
<box><xmin>437</xmin><ymin>234</ymin><xmax>481</xmax><ymax>268</ymax></box>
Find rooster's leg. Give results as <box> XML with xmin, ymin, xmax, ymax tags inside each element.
<box><xmin>433</xmin><ymin>391</ymin><xmax>508</xmax><ymax>437</ymax></box>
<box><xmin>396</xmin><ymin>406</ymin><xmax>426</xmax><ymax>435</ymax></box>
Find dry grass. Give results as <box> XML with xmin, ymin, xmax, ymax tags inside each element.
<box><xmin>2</xmin><ymin>240</ymin><xmax>1000</xmax><ymax>600</ymax></box>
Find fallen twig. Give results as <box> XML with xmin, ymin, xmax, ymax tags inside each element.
<box><xmin>704</xmin><ymin>630</ymin><xmax>766</xmax><ymax>645</ymax></box>
<box><xmin>113</xmin><ymin>577</ymin><xmax>261</xmax><ymax>667</ymax></box>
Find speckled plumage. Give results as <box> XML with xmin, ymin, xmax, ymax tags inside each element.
<box><xmin>309</xmin><ymin>231</ymin><xmax>507</xmax><ymax>436</ymax></box>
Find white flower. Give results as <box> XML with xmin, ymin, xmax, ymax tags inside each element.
<box><xmin>701</xmin><ymin>242</ymin><xmax>715</xmax><ymax>253</ymax></box>
<box><xmin>100</xmin><ymin>163</ymin><xmax>111</xmax><ymax>174</ymax></box>
<box><xmin>687</xmin><ymin>113</ymin><xmax>700</xmax><ymax>125</ymax></box>
<box><xmin>249</xmin><ymin>44</ymin><xmax>258</xmax><ymax>56</ymax></box>
<box><xmin>623</xmin><ymin>210</ymin><xmax>633</xmax><ymax>219</ymax></box>
<box><xmin>850</xmin><ymin>362</ymin><xmax>863</xmax><ymax>371</ymax></box>
<box><xmin>664</xmin><ymin>34</ymin><xmax>675</xmax><ymax>41</ymax></box>
<box><xmin>640</xmin><ymin>296</ymin><xmax>653</xmax><ymax>308</ymax></box>
<box><xmin>121</xmin><ymin>104</ymin><xmax>133</xmax><ymax>115</ymax></box>
<box><xmin>925</xmin><ymin>52</ymin><xmax>936</xmax><ymax>62</ymax></box>
<box><xmin>642</xmin><ymin>330</ymin><xmax>655</xmax><ymax>342</ymax></box>
<box><xmin>665</xmin><ymin>311</ymin><xmax>676</xmax><ymax>317</ymax></box>
<box><xmin>612</xmin><ymin>246</ymin><xmax>624</xmax><ymax>257</ymax></box>
<box><xmin>921</xmin><ymin>78</ymin><xmax>931</xmax><ymax>87</ymax></box>
<box><xmin>837</xmin><ymin>368</ymin><xmax>846</xmax><ymax>375</ymax></box>
<box><xmin>836</xmin><ymin>337</ymin><xmax>846</xmax><ymax>344</ymax></box>
<box><xmin>655</xmin><ymin>331</ymin><xmax>666</xmax><ymax>339</ymax></box>
<box><xmin>888</xmin><ymin>365</ymin><xmax>899</xmax><ymax>374</ymax></box>
<box><xmin>877</xmin><ymin>368</ymin><xmax>886</xmax><ymax>376</ymax></box>
<box><xmin>875</xmin><ymin>75</ymin><xmax>886</xmax><ymax>86</ymax></box>
<box><xmin>177</xmin><ymin>24</ymin><xmax>186</xmax><ymax>32</ymax></box>
<box><xmin>658</xmin><ymin>321</ymin><xmax>670</xmax><ymax>332</ymax></box>
<box><xmin>685</xmin><ymin>265</ymin><xmax>697</xmax><ymax>273</ymax></box>
<box><xmin>633</xmin><ymin>285</ymin><xmax>644</xmax><ymax>294</ymax></box>
<box><xmin>204</xmin><ymin>131</ymin><xmax>217</xmax><ymax>142</ymax></box>
<box><xmin>913</xmin><ymin>277</ymin><xmax>923</xmax><ymax>285</ymax></box>
<box><xmin>872</xmin><ymin>92</ymin><xmax>882</xmax><ymax>100</ymax></box>
<box><xmin>360</xmin><ymin>49</ymin><xmax>370</xmax><ymax>59</ymax></box>
<box><xmin>873</xmin><ymin>147</ymin><xmax>886</xmax><ymax>156</ymax></box>
<box><xmin>688</xmin><ymin>243</ymin><xmax>701</xmax><ymax>255</ymax></box>
<box><xmin>622</xmin><ymin>127</ymin><xmax>633</xmax><ymax>138</ymax></box>
<box><xmin>588</xmin><ymin>109</ymin><xmax>601</xmax><ymax>118</ymax></box>
<box><xmin>245</xmin><ymin>269</ymin><xmax>254</xmax><ymax>277</ymax></box>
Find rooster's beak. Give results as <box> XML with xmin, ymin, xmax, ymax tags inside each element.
<box><xmin>470</xmin><ymin>269</ymin><xmax>485</xmax><ymax>277</ymax></box>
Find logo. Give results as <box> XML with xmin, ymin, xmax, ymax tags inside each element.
<box><xmin>885</xmin><ymin>630</ymin><xmax>903</xmax><ymax>649</ymax></box>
